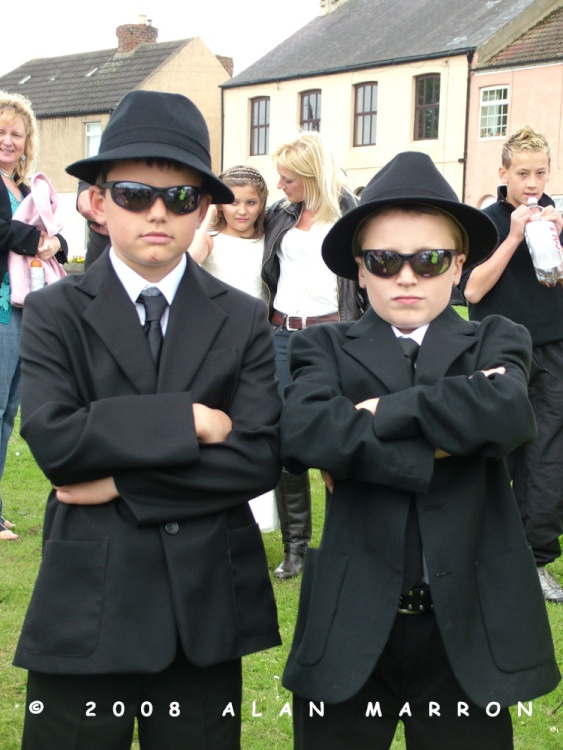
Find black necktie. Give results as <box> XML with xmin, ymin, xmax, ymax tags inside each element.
<box><xmin>398</xmin><ymin>337</ymin><xmax>424</xmax><ymax>593</ymax></box>
<box><xmin>138</xmin><ymin>288</ymin><xmax>168</xmax><ymax>366</ymax></box>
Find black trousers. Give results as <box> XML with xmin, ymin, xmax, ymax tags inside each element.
<box><xmin>293</xmin><ymin>612</ymin><xmax>513</xmax><ymax>750</ymax></box>
<box><xmin>22</xmin><ymin>651</ymin><xmax>242</xmax><ymax>750</ymax></box>
<box><xmin>509</xmin><ymin>341</ymin><xmax>563</xmax><ymax>566</ymax></box>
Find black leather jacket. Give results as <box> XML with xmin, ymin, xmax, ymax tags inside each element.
<box><xmin>262</xmin><ymin>193</ymin><xmax>367</xmax><ymax>321</ymax></box>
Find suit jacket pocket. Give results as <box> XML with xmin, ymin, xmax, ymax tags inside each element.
<box><xmin>476</xmin><ymin>547</ymin><xmax>555</xmax><ymax>672</ymax></box>
<box><xmin>294</xmin><ymin>548</ymin><xmax>349</xmax><ymax>667</ymax></box>
<box><xmin>19</xmin><ymin>541</ymin><xmax>108</xmax><ymax>657</ymax></box>
<box><xmin>228</xmin><ymin>522</ymin><xmax>278</xmax><ymax>637</ymax></box>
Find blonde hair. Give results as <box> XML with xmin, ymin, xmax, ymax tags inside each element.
<box><xmin>211</xmin><ymin>165</ymin><xmax>268</xmax><ymax>239</ymax></box>
<box><xmin>502</xmin><ymin>125</ymin><xmax>551</xmax><ymax>169</ymax></box>
<box><xmin>273</xmin><ymin>131</ymin><xmax>350</xmax><ymax>225</ymax></box>
<box><xmin>0</xmin><ymin>90</ymin><xmax>38</xmax><ymax>186</ymax></box>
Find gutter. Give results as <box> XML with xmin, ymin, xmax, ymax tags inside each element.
<box><xmin>220</xmin><ymin>48</ymin><xmax>476</xmax><ymax>89</ymax></box>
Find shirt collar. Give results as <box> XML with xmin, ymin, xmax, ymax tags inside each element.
<box><xmin>109</xmin><ymin>248</ymin><xmax>187</xmax><ymax>306</ymax></box>
<box><xmin>392</xmin><ymin>324</ymin><xmax>429</xmax><ymax>346</ymax></box>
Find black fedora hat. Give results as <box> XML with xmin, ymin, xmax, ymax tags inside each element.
<box><xmin>322</xmin><ymin>151</ymin><xmax>498</xmax><ymax>280</ymax></box>
<box><xmin>66</xmin><ymin>90</ymin><xmax>234</xmax><ymax>204</ymax></box>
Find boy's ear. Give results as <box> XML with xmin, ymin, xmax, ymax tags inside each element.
<box><xmin>88</xmin><ymin>185</ymin><xmax>107</xmax><ymax>225</ymax></box>
<box><xmin>452</xmin><ymin>253</ymin><xmax>466</xmax><ymax>285</ymax></box>
<box><xmin>499</xmin><ymin>165</ymin><xmax>508</xmax><ymax>184</ymax></box>
<box><xmin>356</xmin><ymin>257</ymin><xmax>367</xmax><ymax>289</ymax></box>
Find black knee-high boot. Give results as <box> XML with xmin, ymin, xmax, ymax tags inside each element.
<box><xmin>274</xmin><ymin>469</ymin><xmax>312</xmax><ymax>580</ymax></box>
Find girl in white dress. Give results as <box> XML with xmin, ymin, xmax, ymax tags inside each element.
<box><xmin>191</xmin><ymin>166</ymin><xmax>278</xmax><ymax>530</ymax></box>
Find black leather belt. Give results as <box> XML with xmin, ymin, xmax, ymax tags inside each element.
<box><xmin>398</xmin><ymin>586</ymin><xmax>433</xmax><ymax>615</ymax></box>
<box><xmin>271</xmin><ymin>309</ymin><xmax>339</xmax><ymax>330</ymax></box>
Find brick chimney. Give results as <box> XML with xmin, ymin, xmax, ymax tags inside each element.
<box><xmin>116</xmin><ymin>16</ymin><xmax>158</xmax><ymax>54</ymax></box>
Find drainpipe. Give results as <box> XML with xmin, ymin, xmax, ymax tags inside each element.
<box><xmin>461</xmin><ymin>50</ymin><xmax>474</xmax><ymax>203</ymax></box>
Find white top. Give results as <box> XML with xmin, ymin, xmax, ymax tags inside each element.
<box><xmin>274</xmin><ymin>224</ymin><xmax>338</xmax><ymax>316</ymax></box>
<box><xmin>202</xmin><ymin>233</ymin><xmax>265</xmax><ymax>299</ymax></box>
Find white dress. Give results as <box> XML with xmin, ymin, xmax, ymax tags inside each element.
<box><xmin>202</xmin><ymin>233</ymin><xmax>279</xmax><ymax>532</ymax></box>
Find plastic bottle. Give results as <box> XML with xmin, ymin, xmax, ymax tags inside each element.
<box><xmin>30</xmin><ymin>259</ymin><xmax>46</xmax><ymax>292</ymax></box>
<box><xmin>524</xmin><ymin>197</ymin><xmax>563</xmax><ymax>287</ymax></box>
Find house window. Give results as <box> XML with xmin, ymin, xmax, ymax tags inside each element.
<box><xmin>85</xmin><ymin>121</ymin><xmax>101</xmax><ymax>157</ymax></box>
<box><xmin>300</xmin><ymin>90</ymin><xmax>321</xmax><ymax>131</ymax></box>
<box><xmin>479</xmin><ymin>87</ymin><xmax>508</xmax><ymax>139</ymax></box>
<box><xmin>354</xmin><ymin>83</ymin><xmax>377</xmax><ymax>146</ymax></box>
<box><xmin>553</xmin><ymin>195</ymin><xmax>563</xmax><ymax>215</ymax></box>
<box><xmin>414</xmin><ymin>75</ymin><xmax>440</xmax><ymax>140</ymax></box>
<box><xmin>250</xmin><ymin>97</ymin><xmax>270</xmax><ymax>156</ymax></box>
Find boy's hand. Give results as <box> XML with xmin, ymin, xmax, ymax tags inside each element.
<box><xmin>539</xmin><ymin>205</ymin><xmax>563</xmax><ymax>234</ymax></box>
<box><xmin>508</xmin><ymin>204</ymin><xmax>532</xmax><ymax>242</ymax></box>
<box><xmin>54</xmin><ymin>477</ymin><xmax>118</xmax><ymax>505</ymax></box>
<box><xmin>193</xmin><ymin>404</ymin><xmax>233</xmax><ymax>444</ymax></box>
<box><xmin>321</xmin><ymin>470</ymin><xmax>335</xmax><ymax>494</ymax></box>
<box><xmin>355</xmin><ymin>397</ymin><xmax>380</xmax><ymax>415</ymax></box>
<box><xmin>470</xmin><ymin>366</ymin><xmax>506</xmax><ymax>379</ymax></box>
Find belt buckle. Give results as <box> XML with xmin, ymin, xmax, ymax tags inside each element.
<box><xmin>286</xmin><ymin>316</ymin><xmax>305</xmax><ymax>331</ymax></box>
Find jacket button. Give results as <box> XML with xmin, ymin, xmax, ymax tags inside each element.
<box><xmin>164</xmin><ymin>522</ymin><xmax>179</xmax><ymax>535</ymax></box>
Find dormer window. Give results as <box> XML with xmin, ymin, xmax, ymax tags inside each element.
<box><xmin>85</xmin><ymin>68</ymin><xmax>98</xmax><ymax>77</ymax></box>
<box><xmin>18</xmin><ymin>75</ymin><xmax>31</xmax><ymax>85</ymax></box>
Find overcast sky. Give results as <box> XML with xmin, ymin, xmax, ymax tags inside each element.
<box><xmin>0</xmin><ymin>0</ymin><xmax>320</xmax><ymax>77</ymax></box>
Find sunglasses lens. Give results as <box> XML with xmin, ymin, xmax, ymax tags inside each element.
<box><xmin>364</xmin><ymin>251</ymin><xmax>403</xmax><ymax>277</ymax></box>
<box><xmin>165</xmin><ymin>186</ymin><xmax>201</xmax><ymax>215</ymax></box>
<box><xmin>411</xmin><ymin>250</ymin><xmax>452</xmax><ymax>277</ymax></box>
<box><xmin>112</xmin><ymin>182</ymin><xmax>153</xmax><ymax>211</ymax></box>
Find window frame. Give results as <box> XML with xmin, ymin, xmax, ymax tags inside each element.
<box><xmin>300</xmin><ymin>89</ymin><xmax>321</xmax><ymax>131</ymax></box>
<box><xmin>413</xmin><ymin>74</ymin><xmax>440</xmax><ymax>141</ymax></box>
<box><xmin>353</xmin><ymin>82</ymin><xmax>378</xmax><ymax>147</ymax></box>
<box><xmin>250</xmin><ymin>97</ymin><xmax>270</xmax><ymax>156</ymax></box>
<box><xmin>85</xmin><ymin>121</ymin><xmax>102</xmax><ymax>158</ymax></box>
<box><xmin>478</xmin><ymin>86</ymin><xmax>509</xmax><ymax>140</ymax></box>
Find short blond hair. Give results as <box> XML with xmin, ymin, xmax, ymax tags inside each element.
<box><xmin>501</xmin><ymin>125</ymin><xmax>551</xmax><ymax>169</ymax></box>
<box><xmin>353</xmin><ymin>204</ymin><xmax>469</xmax><ymax>258</ymax></box>
<box><xmin>273</xmin><ymin>131</ymin><xmax>350</xmax><ymax>225</ymax></box>
<box><xmin>0</xmin><ymin>90</ymin><xmax>39</xmax><ymax>186</ymax></box>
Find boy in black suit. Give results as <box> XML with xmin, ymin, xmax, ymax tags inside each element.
<box><xmin>16</xmin><ymin>90</ymin><xmax>281</xmax><ymax>750</ymax></box>
<box><xmin>280</xmin><ymin>152</ymin><xmax>559</xmax><ymax>749</ymax></box>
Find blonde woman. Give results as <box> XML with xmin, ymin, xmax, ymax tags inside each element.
<box><xmin>0</xmin><ymin>91</ymin><xmax>67</xmax><ymax>539</ymax></box>
<box><xmin>262</xmin><ymin>131</ymin><xmax>365</xmax><ymax>578</ymax></box>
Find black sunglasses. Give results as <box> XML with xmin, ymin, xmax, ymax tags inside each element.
<box><xmin>360</xmin><ymin>249</ymin><xmax>456</xmax><ymax>278</ymax></box>
<box><xmin>101</xmin><ymin>181</ymin><xmax>202</xmax><ymax>215</ymax></box>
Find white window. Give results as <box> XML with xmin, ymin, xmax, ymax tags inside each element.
<box><xmin>479</xmin><ymin>87</ymin><xmax>508</xmax><ymax>139</ymax></box>
<box><xmin>552</xmin><ymin>195</ymin><xmax>563</xmax><ymax>215</ymax></box>
<box><xmin>85</xmin><ymin>121</ymin><xmax>102</xmax><ymax>158</ymax></box>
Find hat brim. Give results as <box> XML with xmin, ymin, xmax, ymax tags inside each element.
<box><xmin>66</xmin><ymin>143</ymin><xmax>234</xmax><ymax>204</ymax></box>
<box><xmin>322</xmin><ymin>197</ymin><xmax>499</xmax><ymax>280</ymax></box>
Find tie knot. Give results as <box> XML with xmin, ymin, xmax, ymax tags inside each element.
<box><xmin>398</xmin><ymin>337</ymin><xmax>419</xmax><ymax>363</ymax></box>
<box><xmin>138</xmin><ymin>288</ymin><xmax>168</xmax><ymax>323</ymax></box>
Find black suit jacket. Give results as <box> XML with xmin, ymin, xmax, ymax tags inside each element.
<box><xmin>15</xmin><ymin>252</ymin><xmax>282</xmax><ymax>675</ymax></box>
<box><xmin>281</xmin><ymin>306</ymin><xmax>560</xmax><ymax>707</ymax></box>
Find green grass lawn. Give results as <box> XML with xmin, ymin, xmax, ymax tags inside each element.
<box><xmin>1</xmin><ymin>424</ymin><xmax>562</xmax><ymax>749</ymax></box>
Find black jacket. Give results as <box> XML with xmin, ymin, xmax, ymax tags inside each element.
<box><xmin>262</xmin><ymin>193</ymin><xmax>367</xmax><ymax>321</ymax></box>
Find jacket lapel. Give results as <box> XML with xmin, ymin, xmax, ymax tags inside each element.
<box><xmin>79</xmin><ymin>256</ymin><xmax>158</xmax><ymax>393</ymax></box>
<box><xmin>157</xmin><ymin>261</ymin><xmax>228</xmax><ymax>393</ymax></box>
<box><xmin>342</xmin><ymin>306</ymin><xmax>477</xmax><ymax>392</ymax></box>
<box><xmin>343</xmin><ymin>309</ymin><xmax>413</xmax><ymax>392</ymax></box>
<box><xmin>415</xmin><ymin>306</ymin><xmax>476</xmax><ymax>385</ymax></box>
